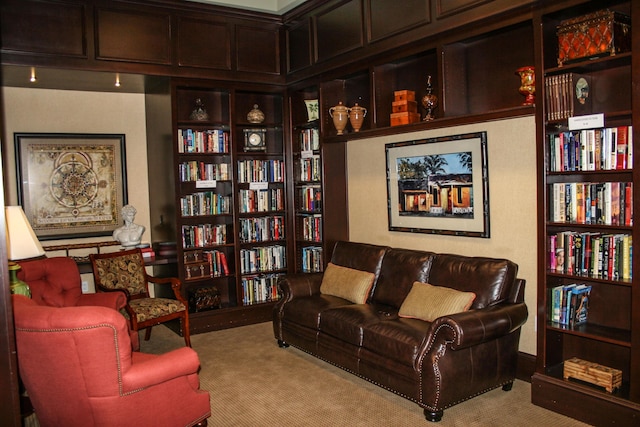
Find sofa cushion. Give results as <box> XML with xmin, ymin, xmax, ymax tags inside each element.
<box><xmin>361</xmin><ymin>317</ymin><xmax>432</xmax><ymax>366</ymax></box>
<box><xmin>320</xmin><ymin>263</ymin><xmax>375</xmax><ymax>304</ymax></box>
<box><xmin>282</xmin><ymin>294</ymin><xmax>352</xmax><ymax>330</ymax></box>
<box><xmin>371</xmin><ymin>248</ymin><xmax>434</xmax><ymax>309</ymax></box>
<box><xmin>398</xmin><ymin>282</ymin><xmax>476</xmax><ymax>322</ymax></box>
<box><xmin>319</xmin><ymin>304</ymin><xmax>385</xmax><ymax>346</ymax></box>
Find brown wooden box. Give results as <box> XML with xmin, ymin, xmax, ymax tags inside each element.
<box><xmin>390</xmin><ymin>112</ymin><xmax>421</xmax><ymax>126</ymax></box>
<box><xmin>393</xmin><ymin>90</ymin><xmax>415</xmax><ymax>102</ymax></box>
<box><xmin>184</xmin><ymin>261</ymin><xmax>212</xmax><ymax>280</ymax></box>
<box><xmin>563</xmin><ymin>357</ymin><xmax>622</xmax><ymax>393</ymax></box>
<box><xmin>184</xmin><ymin>249</ymin><xmax>204</xmax><ymax>263</ymax></box>
<box><xmin>392</xmin><ymin>100</ymin><xmax>418</xmax><ymax>113</ymax></box>
<box><xmin>557</xmin><ymin>10</ymin><xmax>631</xmax><ymax>67</ymax></box>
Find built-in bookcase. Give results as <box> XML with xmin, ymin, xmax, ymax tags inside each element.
<box><xmin>171</xmin><ymin>81</ymin><xmax>287</xmax><ymax>332</ymax></box>
<box><xmin>531</xmin><ymin>1</ymin><xmax>640</xmax><ymax>424</ymax></box>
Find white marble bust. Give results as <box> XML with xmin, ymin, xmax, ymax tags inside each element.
<box><xmin>113</xmin><ymin>204</ymin><xmax>145</xmax><ymax>248</ymax></box>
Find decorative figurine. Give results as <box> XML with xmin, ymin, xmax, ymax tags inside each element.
<box><xmin>516</xmin><ymin>66</ymin><xmax>535</xmax><ymax>105</ymax></box>
<box><xmin>348</xmin><ymin>102</ymin><xmax>367</xmax><ymax>132</ymax></box>
<box><xmin>421</xmin><ymin>75</ymin><xmax>438</xmax><ymax>121</ymax></box>
<box><xmin>113</xmin><ymin>205</ymin><xmax>145</xmax><ymax>248</ymax></box>
<box><xmin>247</xmin><ymin>104</ymin><xmax>265</xmax><ymax>123</ymax></box>
<box><xmin>329</xmin><ymin>101</ymin><xmax>349</xmax><ymax>135</ymax></box>
<box><xmin>189</xmin><ymin>98</ymin><xmax>209</xmax><ymax>121</ymax></box>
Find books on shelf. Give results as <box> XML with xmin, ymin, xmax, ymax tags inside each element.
<box><xmin>301</xmin><ymin>246</ymin><xmax>323</xmax><ymax>273</ymax></box>
<box><xmin>550</xmin><ymin>182</ymin><xmax>633</xmax><ymax>226</ymax></box>
<box><xmin>545</xmin><ymin>73</ymin><xmax>592</xmax><ymax>121</ymax></box>
<box><xmin>299</xmin><ymin>128</ymin><xmax>320</xmax><ymax>151</ymax></box>
<box><xmin>548</xmin><ymin>231</ymin><xmax>632</xmax><ymax>280</ymax></box>
<box><xmin>549</xmin><ymin>283</ymin><xmax>592</xmax><ymax>326</ymax></box>
<box><xmin>241</xmin><ymin>273</ymin><xmax>281</xmax><ymax>305</ymax></box>
<box><xmin>548</xmin><ymin>126</ymin><xmax>633</xmax><ymax>172</ymax></box>
<box><xmin>239</xmin><ymin>216</ymin><xmax>285</xmax><ymax>243</ymax></box>
<box><xmin>177</xmin><ymin>129</ymin><xmax>229</xmax><ymax>154</ymax></box>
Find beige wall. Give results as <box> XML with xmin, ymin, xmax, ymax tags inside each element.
<box><xmin>346</xmin><ymin>116</ymin><xmax>537</xmax><ymax>355</ymax></box>
<box><xmin>2</xmin><ymin>87</ymin><xmax>151</xmax><ymax>290</ymax></box>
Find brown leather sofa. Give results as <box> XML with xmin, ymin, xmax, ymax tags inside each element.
<box><xmin>273</xmin><ymin>241</ymin><xmax>528</xmax><ymax>422</ymax></box>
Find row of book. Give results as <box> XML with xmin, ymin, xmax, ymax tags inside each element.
<box><xmin>300</xmin><ymin>214</ymin><xmax>322</xmax><ymax>242</ymax></box>
<box><xmin>238</xmin><ymin>188</ymin><xmax>284</xmax><ymax>213</ymax></box>
<box><xmin>239</xmin><ymin>245</ymin><xmax>287</xmax><ymax>274</ymax></box>
<box><xmin>181</xmin><ymin>224</ymin><xmax>228</xmax><ymax>248</ymax></box>
<box><xmin>548</xmin><ymin>283</ymin><xmax>592</xmax><ymax>326</ymax></box>
<box><xmin>545</xmin><ymin>73</ymin><xmax>592</xmax><ymax>121</ymax></box>
<box><xmin>180</xmin><ymin>192</ymin><xmax>231</xmax><ymax>217</ymax></box>
<box><xmin>239</xmin><ymin>216</ymin><xmax>285</xmax><ymax>243</ymax></box>
<box><xmin>184</xmin><ymin>250</ymin><xmax>230</xmax><ymax>280</ymax></box>
<box><xmin>298</xmin><ymin>185</ymin><xmax>322</xmax><ymax>212</ymax></box>
<box><xmin>177</xmin><ymin>129</ymin><xmax>229</xmax><ymax>154</ymax></box>
<box><xmin>297</xmin><ymin>155</ymin><xmax>321</xmax><ymax>182</ymax></box>
<box><xmin>237</xmin><ymin>159</ymin><xmax>285</xmax><ymax>183</ymax></box>
<box><xmin>548</xmin><ymin>231</ymin><xmax>632</xmax><ymax>281</ymax></box>
<box><xmin>301</xmin><ymin>246</ymin><xmax>324</xmax><ymax>273</ymax></box>
<box><xmin>549</xmin><ymin>182</ymin><xmax>633</xmax><ymax>226</ymax></box>
<box><xmin>299</xmin><ymin>128</ymin><xmax>320</xmax><ymax>152</ymax></box>
<box><xmin>179</xmin><ymin>161</ymin><xmax>231</xmax><ymax>182</ymax></box>
<box><xmin>241</xmin><ymin>274</ymin><xmax>281</xmax><ymax>306</ymax></box>
<box><xmin>547</xmin><ymin>126</ymin><xmax>633</xmax><ymax>172</ymax></box>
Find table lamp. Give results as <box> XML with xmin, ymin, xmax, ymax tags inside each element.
<box><xmin>5</xmin><ymin>206</ymin><xmax>45</xmax><ymax>297</ymax></box>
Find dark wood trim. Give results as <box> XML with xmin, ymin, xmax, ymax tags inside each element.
<box><xmin>516</xmin><ymin>351</ymin><xmax>536</xmax><ymax>383</ymax></box>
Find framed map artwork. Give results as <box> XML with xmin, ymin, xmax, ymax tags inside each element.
<box><xmin>15</xmin><ymin>133</ymin><xmax>127</xmax><ymax>240</ymax></box>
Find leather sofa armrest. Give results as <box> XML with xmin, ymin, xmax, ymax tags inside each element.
<box><xmin>278</xmin><ymin>273</ymin><xmax>324</xmax><ymax>301</ymax></box>
<box><xmin>423</xmin><ymin>302</ymin><xmax>528</xmax><ymax>353</ymax></box>
<box><xmin>122</xmin><ymin>347</ymin><xmax>201</xmax><ymax>391</ymax></box>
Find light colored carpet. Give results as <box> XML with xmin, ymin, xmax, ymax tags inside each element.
<box><xmin>141</xmin><ymin>322</ymin><xmax>593</xmax><ymax>427</ymax></box>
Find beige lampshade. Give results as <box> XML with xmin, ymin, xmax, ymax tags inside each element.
<box><xmin>5</xmin><ymin>206</ymin><xmax>45</xmax><ymax>261</ymax></box>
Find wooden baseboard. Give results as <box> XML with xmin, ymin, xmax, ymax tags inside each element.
<box><xmin>517</xmin><ymin>351</ymin><xmax>536</xmax><ymax>383</ymax></box>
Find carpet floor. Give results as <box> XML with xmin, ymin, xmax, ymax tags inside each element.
<box><xmin>141</xmin><ymin>322</ymin><xmax>593</xmax><ymax>427</ymax></box>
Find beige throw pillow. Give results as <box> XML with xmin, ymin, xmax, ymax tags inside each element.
<box><xmin>319</xmin><ymin>263</ymin><xmax>375</xmax><ymax>304</ymax></box>
<box><xmin>398</xmin><ymin>281</ymin><xmax>476</xmax><ymax>322</ymax></box>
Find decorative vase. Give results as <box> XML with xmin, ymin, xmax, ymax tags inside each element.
<box><xmin>348</xmin><ymin>103</ymin><xmax>367</xmax><ymax>132</ymax></box>
<box><xmin>329</xmin><ymin>101</ymin><xmax>350</xmax><ymax>135</ymax></box>
<box><xmin>247</xmin><ymin>104</ymin><xmax>265</xmax><ymax>123</ymax></box>
<box><xmin>421</xmin><ymin>75</ymin><xmax>438</xmax><ymax>121</ymax></box>
<box><xmin>189</xmin><ymin>98</ymin><xmax>209</xmax><ymax>121</ymax></box>
<box><xmin>516</xmin><ymin>66</ymin><xmax>535</xmax><ymax>105</ymax></box>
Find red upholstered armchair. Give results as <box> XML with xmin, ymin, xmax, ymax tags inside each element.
<box><xmin>17</xmin><ymin>256</ymin><xmax>126</xmax><ymax>310</ymax></box>
<box><xmin>12</xmin><ymin>295</ymin><xmax>211</xmax><ymax>427</ymax></box>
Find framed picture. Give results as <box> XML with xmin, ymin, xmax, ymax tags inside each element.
<box><xmin>386</xmin><ymin>131</ymin><xmax>489</xmax><ymax>238</ymax></box>
<box><xmin>304</xmin><ymin>99</ymin><xmax>319</xmax><ymax>122</ymax></box>
<box><xmin>15</xmin><ymin>133</ymin><xmax>128</xmax><ymax>240</ymax></box>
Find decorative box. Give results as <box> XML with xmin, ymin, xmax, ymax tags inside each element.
<box><xmin>563</xmin><ymin>357</ymin><xmax>622</xmax><ymax>393</ymax></box>
<box><xmin>390</xmin><ymin>112</ymin><xmax>421</xmax><ymax>126</ymax></box>
<box><xmin>392</xmin><ymin>100</ymin><xmax>418</xmax><ymax>113</ymax></box>
<box><xmin>184</xmin><ymin>249</ymin><xmax>204</xmax><ymax>263</ymax></box>
<box><xmin>557</xmin><ymin>9</ymin><xmax>631</xmax><ymax>67</ymax></box>
<box><xmin>184</xmin><ymin>261</ymin><xmax>212</xmax><ymax>280</ymax></box>
<box><xmin>188</xmin><ymin>286</ymin><xmax>221</xmax><ymax>312</ymax></box>
<box><xmin>393</xmin><ymin>90</ymin><xmax>415</xmax><ymax>102</ymax></box>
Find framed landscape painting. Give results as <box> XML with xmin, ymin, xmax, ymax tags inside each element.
<box><xmin>385</xmin><ymin>131</ymin><xmax>489</xmax><ymax>238</ymax></box>
<box><xmin>15</xmin><ymin>133</ymin><xmax>128</xmax><ymax>239</ymax></box>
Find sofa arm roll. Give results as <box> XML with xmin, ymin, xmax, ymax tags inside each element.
<box><xmin>426</xmin><ymin>302</ymin><xmax>528</xmax><ymax>351</ymax></box>
<box><xmin>278</xmin><ymin>273</ymin><xmax>324</xmax><ymax>300</ymax></box>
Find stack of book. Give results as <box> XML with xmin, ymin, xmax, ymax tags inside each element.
<box><xmin>548</xmin><ymin>283</ymin><xmax>592</xmax><ymax>326</ymax></box>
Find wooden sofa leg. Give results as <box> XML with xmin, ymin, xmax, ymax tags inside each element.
<box><xmin>502</xmin><ymin>381</ymin><xmax>514</xmax><ymax>391</ymax></box>
<box><xmin>424</xmin><ymin>409</ymin><xmax>443</xmax><ymax>422</ymax></box>
<box><xmin>277</xmin><ymin>340</ymin><xmax>289</xmax><ymax>348</ymax></box>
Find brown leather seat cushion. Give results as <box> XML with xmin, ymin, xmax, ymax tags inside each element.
<box><xmin>282</xmin><ymin>294</ymin><xmax>351</xmax><ymax>329</ymax></box>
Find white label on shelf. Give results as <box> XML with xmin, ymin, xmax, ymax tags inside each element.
<box><xmin>568</xmin><ymin>113</ymin><xmax>604</xmax><ymax>131</ymax></box>
<box><xmin>301</xmin><ymin>150</ymin><xmax>314</xmax><ymax>159</ymax></box>
<box><xmin>249</xmin><ymin>181</ymin><xmax>269</xmax><ymax>190</ymax></box>
<box><xmin>195</xmin><ymin>180</ymin><xmax>217</xmax><ymax>188</ymax></box>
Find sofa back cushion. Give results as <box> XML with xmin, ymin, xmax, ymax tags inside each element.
<box><xmin>330</xmin><ymin>241</ymin><xmax>388</xmax><ymax>288</ymax></box>
<box><xmin>427</xmin><ymin>254</ymin><xmax>518</xmax><ymax>309</ymax></box>
<box><xmin>371</xmin><ymin>248</ymin><xmax>434</xmax><ymax>308</ymax></box>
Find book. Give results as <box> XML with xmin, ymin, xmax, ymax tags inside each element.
<box><xmin>568</xmin><ymin>284</ymin><xmax>592</xmax><ymax>326</ymax></box>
